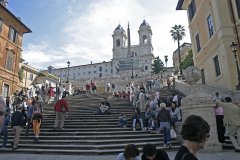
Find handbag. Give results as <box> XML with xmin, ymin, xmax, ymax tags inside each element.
<box><xmin>170</xmin><ymin>127</ymin><xmax>177</xmax><ymax>139</ymax></box>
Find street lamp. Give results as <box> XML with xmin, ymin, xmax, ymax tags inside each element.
<box><xmin>230</xmin><ymin>42</ymin><xmax>240</xmax><ymax>90</ymax></box>
<box><xmin>131</xmin><ymin>55</ymin><xmax>134</xmax><ymax>79</ymax></box>
<box><xmin>164</xmin><ymin>55</ymin><xmax>168</xmax><ymax>68</ymax></box>
<box><xmin>66</xmin><ymin>61</ymin><xmax>70</xmax><ymax>83</ymax></box>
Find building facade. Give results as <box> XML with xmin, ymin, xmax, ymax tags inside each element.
<box><xmin>50</xmin><ymin>61</ymin><xmax>113</xmax><ymax>83</ymax></box>
<box><xmin>177</xmin><ymin>0</ymin><xmax>240</xmax><ymax>91</ymax></box>
<box><xmin>51</xmin><ymin>20</ymin><xmax>154</xmax><ymax>82</ymax></box>
<box><xmin>19</xmin><ymin>61</ymin><xmax>39</xmax><ymax>89</ymax></box>
<box><xmin>172</xmin><ymin>42</ymin><xmax>192</xmax><ymax>70</ymax></box>
<box><xmin>112</xmin><ymin>20</ymin><xmax>154</xmax><ymax>74</ymax></box>
<box><xmin>0</xmin><ymin>3</ymin><xmax>31</xmax><ymax>97</ymax></box>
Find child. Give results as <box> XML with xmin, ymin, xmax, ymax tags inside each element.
<box><xmin>119</xmin><ymin>113</ymin><xmax>127</xmax><ymax>128</ymax></box>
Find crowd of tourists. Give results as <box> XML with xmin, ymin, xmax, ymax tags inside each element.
<box><xmin>1</xmin><ymin>76</ymin><xmax>240</xmax><ymax>158</ymax></box>
<box><xmin>116</xmin><ymin>115</ymin><xmax>211</xmax><ymax>160</ymax></box>
<box><xmin>110</xmin><ymin>79</ymin><xmax>183</xmax><ymax>149</ymax></box>
<box><xmin>0</xmin><ymin>82</ymin><xmax>69</xmax><ymax>150</ymax></box>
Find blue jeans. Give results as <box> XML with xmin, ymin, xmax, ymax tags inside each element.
<box><xmin>1</xmin><ymin>129</ymin><xmax>8</xmax><ymax>147</ymax></box>
<box><xmin>133</xmin><ymin>118</ymin><xmax>144</xmax><ymax>129</ymax></box>
<box><xmin>160</xmin><ymin>122</ymin><xmax>171</xmax><ymax>145</ymax></box>
<box><xmin>119</xmin><ymin>118</ymin><xmax>127</xmax><ymax>127</ymax></box>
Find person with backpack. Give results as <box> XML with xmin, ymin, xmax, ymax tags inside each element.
<box><xmin>53</xmin><ymin>95</ymin><xmax>68</xmax><ymax>130</ymax></box>
<box><xmin>31</xmin><ymin>101</ymin><xmax>42</xmax><ymax>142</ymax></box>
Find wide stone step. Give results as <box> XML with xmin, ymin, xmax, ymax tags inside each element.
<box><xmin>0</xmin><ymin>146</ymin><xmax>180</xmax><ymax>155</ymax></box>
<box><xmin>2</xmin><ymin>137</ymin><xmax>176</xmax><ymax>145</ymax></box>
<box><xmin>4</xmin><ymin>94</ymin><xmax>186</xmax><ymax>155</ymax></box>
<box><xmin>14</xmin><ymin>141</ymin><xmax>180</xmax><ymax>150</ymax></box>
<box><xmin>6</xmin><ymin>133</ymin><xmax>161</xmax><ymax>140</ymax></box>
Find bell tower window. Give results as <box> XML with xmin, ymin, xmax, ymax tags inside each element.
<box><xmin>116</xmin><ymin>39</ymin><xmax>120</xmax><ymax>47</ymax></box>
<box><xmin>143</xmin><ymin>35</ymin><xmax>147</xmax><ymax>43</ymax></box>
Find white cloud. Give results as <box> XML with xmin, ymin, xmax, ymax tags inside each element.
<box><xmin>23</xmin><ymin>0</ymin><xmax>190</xmax><ymax>69</ymax></box>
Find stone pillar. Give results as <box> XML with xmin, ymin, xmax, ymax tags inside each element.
<box><xmin>181</xmin><ymin>96</ymin><xmax>222</xmax><ymax>152</ymax></box>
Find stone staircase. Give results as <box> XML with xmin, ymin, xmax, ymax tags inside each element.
<box><xmin>1</xmin><ymin>88</ymin><xmax>234</xmax><ymax>154</ymax></box>
<box><xmin>1</xmin><ymin>93</ymin><xmax>182</xmax><ymax>155</ymax></box>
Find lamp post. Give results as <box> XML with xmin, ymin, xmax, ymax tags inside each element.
<box><xmin>164</xmin><ymin>55</ymin><xmax>168</xmax><ymax>68</ymax></box>
<box><xmin>165</xmin><ymin>55</ymin><xmax>168</xmax><ymax>77</ymax></box>
<box><xmin>230</xmin><ymin>42</ymin><xmax>240</xmax><ymax>90</ymax></box>
<box><xmin>66</xmin><ymin>61</ymin><xmax>70</xmax><ymax>83</ymax></box>
<box><xmin>131</xmin><ymin>55</ymin><xmax>134</xmax><ymax>79</ymax></box>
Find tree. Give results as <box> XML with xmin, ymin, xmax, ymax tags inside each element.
<box><xmin>151</xmin><ymin>56</ymin><xmax>164</xmax><ymax>74</ymax></box>
<box><xmin>170</xmin><ymin>25</ymin><xmax>186</xmax><ymax>76</ymax></box>
<box><xmin>180</xmin><ymin>49</ymin><xmax>194</xmax><ymax>70</ymax></box>
<box><xmin>18</xmin><ymin>67</ymin><xmax>24</xmax><ymax>82</ymax></box>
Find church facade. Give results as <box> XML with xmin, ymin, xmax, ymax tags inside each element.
<box><xmin>50</xmin><ymin>20</ymin><xmax>154</xmax><ymax>82</ymax></box>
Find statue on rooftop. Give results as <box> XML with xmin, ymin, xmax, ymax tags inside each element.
<box><xmin>0</xmin><ymin>0</ymin><xmax>8</xmax><ymax>7</ymax></box>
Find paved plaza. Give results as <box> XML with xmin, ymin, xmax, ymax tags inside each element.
<box><xmin>0</xmin><ymin>151</ymin><xmax>239</xmax><ymax>160</ymax></box>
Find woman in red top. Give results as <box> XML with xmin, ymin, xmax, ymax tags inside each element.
<box><xmin>47</xmin><ymin>86</ymin><xmax>54</xmax><ymax>104</ymax></box>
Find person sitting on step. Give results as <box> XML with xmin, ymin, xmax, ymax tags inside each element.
<box><xmin>145</xmin><ymin>106</ymin><xmax>157</xmax><ymax>130</ymax></box>
<box><xmin>119</xmin><ymin>112</ymin><xmax>128</xmax><ymax>128</ymax></box>
<box><xmin>96</xmin><ymin>98</ymin><xmax>111</xmax><ymax>114</ymax></box>
<box><xmin>132</xmin><ymin>107</ymin><xmax>144</xmax><ymax>131</ymax></box>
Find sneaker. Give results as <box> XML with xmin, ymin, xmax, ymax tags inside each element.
<box><xmin>123</xmin><ymin>125</ymin><xmax>126</xmax><ymax>128</ymax></box>
<box><xmin>133</xmin><ymin>128</ymin><xmax>136</xmax><ymax>131</ymax></box>
<box><xmin>142</xmin><ymin>128</ymin><xmax>145</xmax><ymax>131</ymax></box>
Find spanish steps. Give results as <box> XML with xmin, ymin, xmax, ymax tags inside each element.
<box><xmin>0</xmin><ymin>87</ymin><xmax>234</xmax><ymax>155</ymax></box>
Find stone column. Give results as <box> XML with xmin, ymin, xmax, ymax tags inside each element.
<box><xmin>181</xmin><ymin>96</ymin><xmax>222</xmax><ymax>152</ymax></box>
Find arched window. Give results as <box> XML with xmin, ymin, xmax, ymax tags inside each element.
<box><xmin>143</xmin><ymin>35</ymin><xmax>147</xmax><ymax>43</ymax></box>
<box><xmin>116</xmin><ymin>39</ymin><xmax>120</xmax><ymax>47</ymax></box>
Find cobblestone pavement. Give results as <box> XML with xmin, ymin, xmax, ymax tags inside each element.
<box><xmin>0</xmin><ymin>151</ymin><xmax>239</xmax><ymax>160</ymax></box>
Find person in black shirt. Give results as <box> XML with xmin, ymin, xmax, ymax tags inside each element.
<box><xmin>142</xmin><ymin>143</ymin><xmax>170</xmax><ymax>160</ymax></box>
<box><xmin>174</xmin><ymin>115</ymin><xmax>210</xmax><ymax>160</ymax></box>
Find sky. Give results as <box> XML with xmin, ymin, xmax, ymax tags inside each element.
<box><xmin>7</xmin><ymin>0</ymin><xmax>191</xmax><ymax>70</ymax></box>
